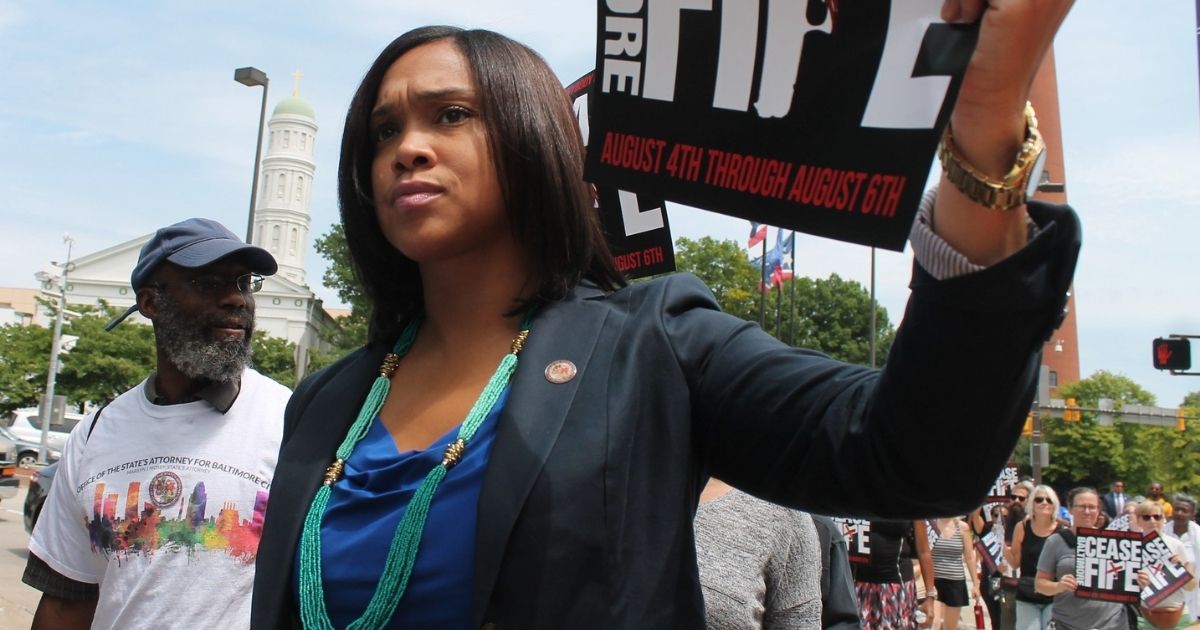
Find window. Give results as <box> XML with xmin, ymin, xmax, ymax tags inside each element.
<box><xmin>296</xmin><ymin>175</ymin><xmax>305</xmax><ymax>201</ymax></box>
<box><xmin>272</xmin><ymin>225</ymin><xmax>281</xmax><ymax>250</ymax></box>
<box><xmin>283</xmin><ymin>130</ymin><xmax>290</xmax><ymax>148</ymax></box>
<box><xmin>300</xmin><ymin>133</ymin><xmax>307</xmax><ymax>150</ymax></box>
<box><xmin>277</xmin><ymin>175</ymin><xmax>286</xmax><ymax>198</ymax></box>
<box><xmin>289</xmin><ymin>228</ymin><xmax>299</xmax><ymax>255</ymax></box>
<box><xmin>1049</xmin><ymin>371</ymin><xmax>1058</xmax><ymax>388</ymax></box>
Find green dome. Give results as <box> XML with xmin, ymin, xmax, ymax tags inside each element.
<box><xmin>273</xmin><ymin>95</ymin><xmax>315</xmax><ymax>119</ymax></box>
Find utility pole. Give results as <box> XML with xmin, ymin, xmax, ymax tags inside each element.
<box><xmin>1031</xmin><ymin>365</ymin><xmax>1050</xmax><ymax>485</ymax></box>
<box><xmin>40</xmin><ymin>234</ymin><xmax>74</xmax><ymax>465</ymax></box>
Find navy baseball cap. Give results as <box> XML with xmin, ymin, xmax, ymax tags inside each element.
<box><xmin>105</xmin><ymin>218</ymin><xmax>277</xmax><ymax>331</ymax></box>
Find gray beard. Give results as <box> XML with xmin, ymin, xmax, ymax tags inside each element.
<box><xmin>153</xmin><ymin>292</ymin><xmax>253</xmax><ymax>383</ymax></box>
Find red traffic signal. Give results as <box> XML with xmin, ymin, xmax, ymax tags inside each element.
<box><xmin>1153</xmin><ymin>338</ymin><xmax>1191</xmax><ymax>371</ymax></box>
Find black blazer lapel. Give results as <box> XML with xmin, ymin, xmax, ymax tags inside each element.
<box><xmin>253</xmin><ymin>343</ymin><xmax>391</xmax><ymax>629</ymax></box>
<box><xmin>471</xmin><ymin>288</ymin><xmax>610</xmax><ymax>625</ymax></box>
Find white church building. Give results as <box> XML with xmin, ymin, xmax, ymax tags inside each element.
<box><xmin>34</xmin><ymin>77</ymin><xmax>336</xmax><ymax>372</ymax></box>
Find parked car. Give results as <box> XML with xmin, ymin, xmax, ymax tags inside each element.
<box><xmin>24</xmin><ymin>461</ymin><xmax>56</xmax><ymax>533</ymax></box>
<box><xmin>3</xmin><ymin>408</ymin><xmax>82</xmax><ymax>452</ymax></box>
<box><xmin>0</xmin><ymin>426</ymin><xmax>60</xmax><ymax>468</ymax></box>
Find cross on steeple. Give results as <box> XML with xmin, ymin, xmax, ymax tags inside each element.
<box><xmin>291</xmin><ymin>69</ymin><xmax>303</xmax><ymax>96</ymax></box>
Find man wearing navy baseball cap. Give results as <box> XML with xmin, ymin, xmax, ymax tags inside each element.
<box><xmin>25</xmin><ymin>218</ymin><xmax>293</xmax><ymax>629</ymax></box>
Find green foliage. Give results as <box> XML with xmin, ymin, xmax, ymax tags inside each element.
<box><xmin>1182</xmin><ymin>391</ymin><xmax>1200</xmax><ymax>409</ymax></box>
<box><xmin>56</xmin><ymin>306</ymin><xmax>156</xmax><ymax>409</ymax></box>
<box><xmin>673</xmin><ymin>237</ymin><xmax>761</xmax><ymax>322</ymax></box>
<box><xmin>1036</xmin><ymin>370</ymin><xmax>1200</xmax><ymax>497</ymax></box>
<box><xmin>314</xmin><ymin>223</ymin><xmax>370</xmax><ymax>354</ymax></box>
<box><xmin>771</xmin><ymin>274</ymin><xmax>895</xmax><ymax>365</ymax></box>
<box><xmin>251</xmin><ymin>331</ymin><xmax>299</xmax><ymax>388</ymax></box>
<box><xmin>0</xmin><ymin>324</ymin><xmax>53</xmax><ymax>415</ymax></box>
<box><xmin>672</xmin><ymin>237</ymin><xmax>893</xmax><ymax>365</ymax></box>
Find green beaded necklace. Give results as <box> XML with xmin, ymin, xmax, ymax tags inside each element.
<box><xmin>298</xmin><ymin>313</ymin><xmax>532</xmax><ymax>630</ymax></box>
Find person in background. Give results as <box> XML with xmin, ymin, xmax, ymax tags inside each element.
<box><xmin>1148</xmin><ymin>483</ymin><xmax>1175</xmax><ymax>519</ymax></box>
<box><xmin>1103</xmin><ymin>480</ymin><xmax>1128</xmax><ymax>519</ymax></box>
<box><xmin>1167</xmin><ymin>494</ymin><xmax>1200</xmax><ymax>623</ymax></box>
<box><xmin>1005</xmin><ymin>482</ymin><xmax>1034</xmax><ymax>545</ymax></box>
<box><xmin>1134</xmin><ymin>499</ymin><xmax>1196</xmax><ymax>630</ymax></box>
<box><xmin>1008</xmin><ymin>485</ymin><xmax>1061</xmax><ymax>630</ymax></box>
<box><xmin>694</xmin><ymin>478</ymin><xmax>821</xmax><ymax>629</ymax></box>
<box><xmin>853</xmin><ymin>520</ymin><xmax>935</xmax><ymax>629</ymax></box>
<box><xmin>931</xmin><ymin>517</ymin><xmax>980</xmax><ymax>630</ymax></box>
<box><xmin>1036</xmin><ymin>487</ymin><xmax>1127</xmax><ymax>630</ymax></box>
<box><xmin>1000</xmin><ymin>480</ymin><xmax>1034</xmax><ymax>630</ymax></box>
<box><xmin>23</xmin><ymin>219</ymin><xmax>289</xmax><ymax>629</ymax></box>
<box><xmin>969</xmin><ymin>504</ymin><xmax>1006</xmax><ymax>629</ymax></box>
<box><xmin>809</xmin><ymin>515</ymin><xmax>861</xmax><ymax>630</ymax></box>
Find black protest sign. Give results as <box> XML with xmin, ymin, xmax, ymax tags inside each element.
<box><xmin>1142</xmin><ymin>531</ymin><xmax>1175</xmax><ymax>567</ymax></box>
<box><xmin>1140</xmin><ymin>531</ymin><xmax>1193</xmax><ymax>608</ymax></box>
<box><xmin>833</xmin><ymin>517</ymin><xmax>870</xmax><ymax>565</ymax></box>
<box><xmin>1074</xmin><ymin>527</ymin><xmax>1143</xmax><ymax>604</ymax></box>
<box><xmin>975</xmin><ymin>529</ymin><xmax>1004</xmax><ymax>575</ymax></box>
<box><xmin>983</xmin><ymin>463</ymin><xmax>1020</xmax><ymax>515</ymax></box>
<box><xmin>586</xmin><ymin>0</ymin><xmax>978</xmax><ymax>251</ymax></box>
<box><xmin>1107</xmin><ymin>514</ymin><xmax>1132</xmax><ymax>532</ymax></box>
<box><xmin>568</xmin><ymin>73</ymin><xmax>675</xmax><ymax>280</ymax></box>
<box><xmin>1142</xmin><ymin>557</ymin><xmax>1193</xmax><ymax>608</ymax></box>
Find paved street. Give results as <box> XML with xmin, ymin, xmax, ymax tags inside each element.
<box><xmin>0</xmin><ymin>477</ymin><xmax>40</xmax><ymax>629</ymax></box>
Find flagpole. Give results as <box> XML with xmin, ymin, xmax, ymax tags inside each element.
<box><xmin>775</xmin><ymin>281</ymin><xmax>783</xmax><ymax>337</ymax></box>
<box><xmin>789</xmin><ymin>238</ymin><xmax>797</xmax><ymax>346</ymax></box>
<box><xmin>759</xmin><ymin>235</ymin><xmax>767</xmax><ymax>327</ymax></box>
<box><xmin>869</xmin><ymin>247</ymin><xmax>877</xmax><ymax>368</ymax></box>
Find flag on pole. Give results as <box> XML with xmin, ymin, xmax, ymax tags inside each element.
<box><xmin>747</xmin><ymin>221</ymin><xmax>768</xmax><ymax>249</ymax></box>
<box><xmin>771</xmin><ymin>230</ymin><xmax>795</xmax><ymax>286</ymax></box>
<box><xmin>753</xmin><ymin>230</ymin><xmax>795</xmax><ymax>293</ymax></box>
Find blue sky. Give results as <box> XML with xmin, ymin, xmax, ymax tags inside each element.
<box><xmin>1</xmin><ymin>1</ymin><xmax>1197</xmax><ymax>407</ymax></box>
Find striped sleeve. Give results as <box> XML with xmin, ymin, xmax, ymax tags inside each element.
<box><xmin>909</xmin><ymin>188</ymin><xmax>1040</xmax><ymax>280</ymax></box>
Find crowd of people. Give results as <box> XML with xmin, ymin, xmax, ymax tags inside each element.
<box><xmin>691</xmin><ymin>480</ymin><xmax>1200</xmax><ymax>630</ymax></box>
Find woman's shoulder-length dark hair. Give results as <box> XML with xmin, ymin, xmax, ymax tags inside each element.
<box><xmin>338</xmin><ymin>25</ymin><xmax>626</xmax><ymax>342</ymax></box>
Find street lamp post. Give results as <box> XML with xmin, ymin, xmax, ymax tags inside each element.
<box><xmin>39</xmin><ymin>234</ymin><xmax>74</xmax><ymax>465</ymax></box>
<box><xmin>234</xmin><ymin>66</ymin><xmax>269</xmax><ymax>244</ymax></box>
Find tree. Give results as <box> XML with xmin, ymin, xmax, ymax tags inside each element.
<box><xmin>0</xmin><ymin>324</ymin><xmax>52</xmax><ymax>415</ymax></box>
<box><xmin>673</xmin><ymin>236</ymin><xmax>761</xmax><ymax>322</ymax></box>
<box><xmin>672</xmin><ymin>237</ymin><xmax>894</xmax><ymax>365</ymax></box>
<box><xmin>314</xmin><ymin>223</ymin><xmax>370</xmax><ymax>353</ymax></box>
<box><xmin>1032</xmin><ymin>370</ymin><xmax>1200</xmax><ymax>496</ymax></box>
<box><xmin>1183</xmin><ymin>391</ymin><xmax>1200</xmax><ymax>409</ymax></box>
<box><xmin>774</xmin><ymin>274</ymin><xmax>895</xmax><ymax>365</ymax></box>
<box><xmin>251</xmin><ymin>331</ymin><xmax>299</xmax><ymax>388</ymax></box>
<box><xmin>56</xmin><ymin>306</ymin><xmax>156</xmax><ymax>409</ymax></box>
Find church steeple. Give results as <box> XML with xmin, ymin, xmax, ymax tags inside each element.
<box><xmin>253</xmin><ymin>70</ymin><xmax>317</xmax><ymax>286</ymax></box>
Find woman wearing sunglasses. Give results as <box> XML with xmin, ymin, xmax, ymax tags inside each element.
<box><xmin>1008</xmin><ymin>486</ymin><xmax>1061</xmax><ymax>630</ymax></box>
<box><xmin>1135</xmin><ymin>500</ymin><xmax>1197</xmax><ymax>629</ymax></box>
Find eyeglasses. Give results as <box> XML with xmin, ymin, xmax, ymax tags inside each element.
<box><xmin>1140</xmin><ymin>514</ymin><xmax>1164</xmax><ymax>521</ymax></box>
<box><xmin>1033</xmin><ymin>497</ymin><xmax>1051</xmax><ymax>504</ymax></box>
<box><xmin>1011</xmin><ymin>495</ymin><xmax>1027</xmax><ymax>502</ymax></box>
<box><xmin>155</xmin><ymin>273</ymin><xmax>264</xmax><ymax>295</ymax></box>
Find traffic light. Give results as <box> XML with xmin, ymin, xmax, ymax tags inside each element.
<box><xmin>1153</xmin><ymin>338</ymin><xmax>1191</xmax><ymax>371</ymax></box>
<box><xmin>1178</xmin><ymin>408</ymin><xmax>1187</xmax><ymax>432</ymax></box>
<box><xmin>1022</xmin><ymin>413</ymin><xmax>1033</xmax><ymax>436</ymax></box>
<box><xmin>1064</xmin><ymin>398</ymin><xmax>1081</xmax><ymax>422</ymax></box>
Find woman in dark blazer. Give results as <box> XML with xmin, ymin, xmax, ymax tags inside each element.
<box><xmin>253</xmin><ymin>4</ymin><xmax>1080</xmax><ymax>628</ymax></box>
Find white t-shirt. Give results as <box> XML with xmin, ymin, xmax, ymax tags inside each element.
<box><xmin>29</xmin><ymin>368</ymin><xmax>290</xmax><ymax>629</ymax></box>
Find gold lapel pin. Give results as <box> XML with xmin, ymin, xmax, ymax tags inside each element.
<box><xmin>544</xmin><ymin>360</ymin><xmax>577</xmax><ymax>384</ymax></box>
